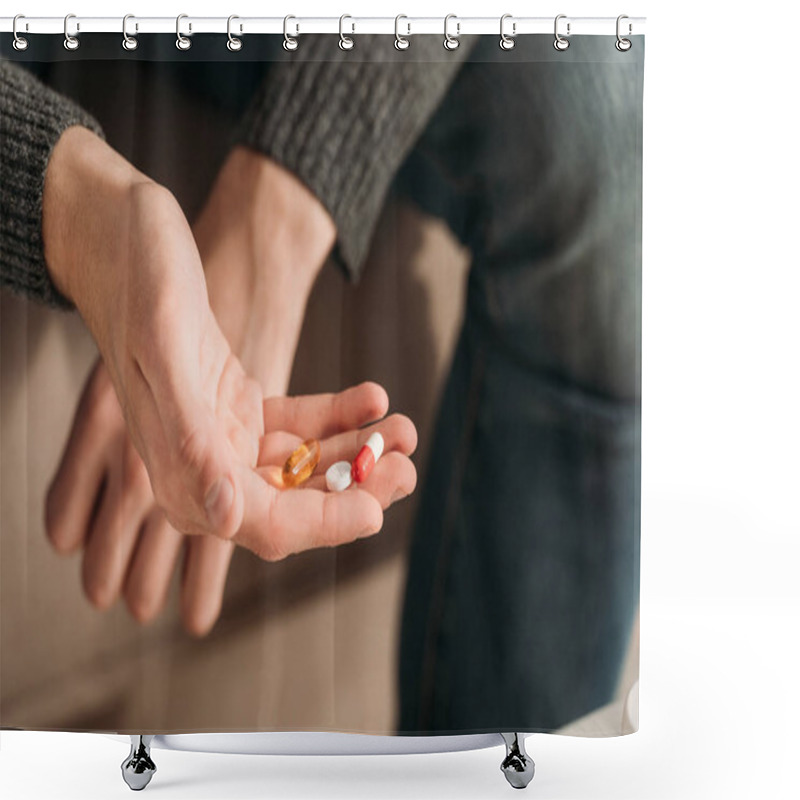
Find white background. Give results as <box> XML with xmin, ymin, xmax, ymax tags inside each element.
<box><xmin>2</xmin><ymin>1</ymin><xmax>799</xmax><ymax>798</ymax></box>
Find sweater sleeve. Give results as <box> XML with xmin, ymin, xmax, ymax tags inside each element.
<box><xmin>0</xmin><ymin>60</ymin><xmax>105</xmax><ymax>308</ymax></box>
<box><xmin>233</xmin><ymin>34</ymin><xmax>478</xmax><ymax>281</ymax></box>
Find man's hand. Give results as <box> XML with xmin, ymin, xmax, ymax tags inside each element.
<box><xmin>45</xmin><ymin>142</ymin><xmax>415</xmax><ymax>636</ymax></box>
<box><xmin>43</xmin><ymin>127</ymin><xmax>263</xmax><ymax>540</ymax></box>
<box><xmin>47</xmin><ymin>368</ymin><xmax>417</xmax><ymax>634</ymax></box>
<box><xmin>194</xmin><ymin>146</ymin><xmax>336</xmax><ymax>395</ymax></box>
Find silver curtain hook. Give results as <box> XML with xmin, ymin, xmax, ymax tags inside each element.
<box><xmin>283</xmin><ymin>15</ymin><xmax>298</xmax><ymax>51</ymax></box>
<box><xmin>12</xmin><ymin>14</ymin><xmax>28</xmax><ymax>51</ymax></box>
<box><xmin>499</xmin><ymin>14</ymin><xmax>516</xmax><ymax>50</ymax></box>
<box><xmin>63</xmin><ymin>13</ymin><xmax>79</xmax><ymax>51</ymax></box>
<box><xmin>394</xmin><ymin>14</ymin><xmax>410</xmax><ymax>50</ymax></box>
<box><xmin>616</xmin><ymin>14</ymin><xmax>632</xmax><ymax>51</ymax></box>
<box><xmin>122</xmin><ymin>14</ymin><xmax>138</xmax><ymax>51</ymax></box>
<box><xmin>176</xmin><ymin>14</ymin><xmax>191</xmax><ymax>50</ymax></box>
<box><xmin>339</xmin><ymin>14</ymin><xmax>354</xmax><ymax>50</ymax></box>
<box><xmin>554</xmin><ymin>14</ymin><xmax>570</xmax><ymax>51</ymax></box>
<box><xmin>227</xmin><ymin>15</ymin><xmax>242</xmax><ymax>51</ymax></box>
<box><xmin>443</xmin><ymin>14</ymin><xmax>460</xmax><ymax>51</ymax></box>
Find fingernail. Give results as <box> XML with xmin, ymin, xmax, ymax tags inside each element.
<box><xmin>390</xmin><ymin>490</ymin><xmax>408</xmax><ymax>504</ymax></box>
<box><xmin>205</xmin><ymin>476</ymin><xmax>234</xmax><ymax>531</ymax></box>
<box><xmin>358</xmin><ymin>526</ymin><xmax>378</xmax><ymax>539</ymax></box>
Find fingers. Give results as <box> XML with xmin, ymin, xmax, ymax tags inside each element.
<box><xmin>123</xmin><ymin>511</ymin><xmax>184</xmax><ymax>625</ymax></box>
<box><xmin>179</xmin><ymin>534</ymin><xmax>235</xmax><ymax>637</ymax></box>
<box><xmin>81</xmin><ymin>456</ymin><xmax>152</xmax><ymax>611</ymax></box>
<box><xmin>317</xmin><ymin>415</ymin><xmax>417</xmax><ymax>470</ymax></box>
<box><xmin>304</xmin><ymin>451</ymin><xmax>417</xmax><ymax>509</ymax></box>
<box><xmin>45</xmin><ymin>362</ymin><xmax>119</xmax><ymax>555</ymax></box>
<box><xmin>261</xmin><ymin>382</ymin><xmax>388</xmax><ymax>440</ymax></box>
<box><xmin>258</xmin><ymin>413</ymin><xmax>417</xmax><ymax>470</ymax></box>
<box><xmin>233</xmin><ymin>466</ymin><xmax>383</xmax><ymax>561</ymax></box>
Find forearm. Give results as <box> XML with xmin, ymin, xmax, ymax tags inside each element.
<box><xmin>233</xmin><ymin>34</ymin><xmax>478</xmax><ymax>282</ymax></box>
<box><xmin>194</xmin><ymin>146</ymin><xmax>336</xmax><ymax>396</ymax></box>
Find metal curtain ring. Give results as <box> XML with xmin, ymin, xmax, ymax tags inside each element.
<box><xmin>176</xmin><ymin>14</ymin><xmax>191</xmax><ymax>50</ymax></box>
<box><xmin>227</xmin><ymin>15</ymin><xmax>242</xmax><ymax>51</ymax></box>
<box><xmin>122</xmin><ymin>14</ymin><xmax>138</xmax><ymax>51</ymax></box>
<box><xmin>12</xmin><ymin>15</ymin><xmax>28</xmax><ymax>51</ymax></box>
<box><xmin>283</xmin><ymin>15</ymin><xmax>298</xmax><ymax>51</ymax></box>
<box><xmin>339</xmin><ymin>14</ymin><xmax>354</xmax><ymax>50</ymax></box>
<box><xmin>443</xmin><ymin>14</ymin><xmax>460</xmax><ymax>51</ymax></box>
<box><xmin>394</xmin><ymin>15</ymin><xmax>410</xmax><ymax>50</ymax></box>
<box><xmin>616</xmin><ymin>14</ymin><xmax>632</xmax><ymax>51</ymax></box>
<box><xmin>499</xmin><ymin>14</ymin><xmax>515</xmax><ymax>50</ymax></box>
<box><xmin>63</xmin><ymin>13</ymin><xmax>79</xmax><ymax>51</ymax></box>
<box><xmin>554</xmin><ymin>14</ymin><xmax>570</xmax><ymax>51</ymax></box>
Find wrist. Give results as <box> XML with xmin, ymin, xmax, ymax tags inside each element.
<box><xmin>196</xmin><ymin>147</ymin><xmax>336</xmax><ymax>394</ymax></box>
<box><xmin>202</xmin><ymin>145</ymin><xmax>336</xmax><ymax>295</ymax></box>
<box><xmin>42</xmin><ymin>126</ymin><xmax>148</xmax><ymax>310</ymax></box>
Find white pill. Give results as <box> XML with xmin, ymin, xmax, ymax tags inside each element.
<box><xmin>326</xmin><ymin>461</ymin><xmax>353</xmax><ymax>492</ymax></box>
<box><xmin>365</xmin><ymin>431</ymin><xmax>384</xmax><ymax>462</ymax></box>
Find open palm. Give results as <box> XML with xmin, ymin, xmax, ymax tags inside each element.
<box><xmin>240</xmin><ymin>382</ymin><xmax>418</xmax><ymax>561</ymax></box>
<box><xmin>46</xmin><ymin>368</ymin><xmax>416</xmax><ymax>636</ymax></box>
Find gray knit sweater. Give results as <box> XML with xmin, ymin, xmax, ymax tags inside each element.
<box><xmin>0</xmin><ymin>35</ymin><xmax>473</xmax><ymax>307</ymax></box>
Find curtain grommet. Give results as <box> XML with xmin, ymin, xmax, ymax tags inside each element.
<box><xmin>227</xmin><ymin>15</ymin><xmax>242</xmax><ymax>51</ymax></box>
<box><xmin>500</xmin><ymin>14</ymin><xmax>516</xmax><ymax>50</ymax></box>
<box><xmin>12</xmin><ymin>15</ymin><xmax>28</xmax><ymax>51</ymax></box>
<box><xmin>63</xmin><ymin>14</ymin><xmax>79</xmax><ymax>51</ymax></box>
<box><xmin>394</xmin><ymin>15</ymin><xmax>410</xmax><ymax>50</ymax></box>
<box><xmin>554</xmin><ymin>14</ymin><xmax>570</xmax><ymax>51</ymax></box>
<box><xmin>443</xmin><ymin>14</ymin><xmax>460</xmax><ymax>51</ymax></box>
<box><xmin>122</xmin><ymin>14</ymin><xmax>138</xmax><ymax>51</ymax></box>
<box><xmin>339</xmin><ymin>14</ymin><xmax>354</xmax><ymax>50</ymax></box>
<box><xmin>615</xmin><ymin>14</ymin><xmax>632</xmax><ymax>51</ymax></box>
<box><xmin>283</xmin><ymin>15</ymin><xmax>298</xmax><ymax>51</ymax></box>
<box><xmin>175</xmin><ymin>14</ymin><xmax>191</xmax><ymax>50</ymax></box>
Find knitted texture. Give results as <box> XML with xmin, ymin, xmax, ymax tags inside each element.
<box><xmin>0</xmin><ymin>61</ymin><xmax>104</xmax><ymax>308</ymax></box>
<box><xmin>234</xmin><ymin>34</ymin><xmax>476</xmax><ymax>281</ymax></box>
<box><xmin>1</xmin><ymin>40</ymin><xmax>474</xmax><ymax>304</ymax></box>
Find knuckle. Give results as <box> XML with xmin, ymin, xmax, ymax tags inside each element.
<box><xmin>85</xmin><ymin>375</ymin><xmax>120</xmax><ymax>425</ymax></box>
<box><xmin>177</xmin><ymin>426</ymin><xmax>210</xmax><ymax>479</ymax></box>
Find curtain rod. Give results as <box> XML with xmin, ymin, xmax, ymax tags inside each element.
<box><xmin>1</xmin><ymin>16</ymin><xmax>646</xmax><ymax>37</ymax></box>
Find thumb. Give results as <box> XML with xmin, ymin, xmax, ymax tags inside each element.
<box><xmin>158</xmin><ymin>388</ymin><xmax>245</xmax><ymax>539</ymax></box>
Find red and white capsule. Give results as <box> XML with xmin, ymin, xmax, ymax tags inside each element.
<box><xmin>351</xmin><ymin>432</ymin><xmax>384</xmax><ymax>483</ymax></box>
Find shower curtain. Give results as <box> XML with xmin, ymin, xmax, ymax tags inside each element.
<box><xmin>0</xmin><ymin>23</ymin><xmax>642</xmax><ymax>741</ymax></box>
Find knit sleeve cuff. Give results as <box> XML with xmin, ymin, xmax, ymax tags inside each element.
<box><xmin>1</xmin><ymin>61</ymin><xmax>105</xmax><ymax>308</ymax></box>
<box><xmin>233</xmin><ymin>35</ymin><xmax>475</xmax><ymax>281</ymax></box>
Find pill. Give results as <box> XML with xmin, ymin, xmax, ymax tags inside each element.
<box><xmin>326</xmin><ymin>461</ymin><xmax>353</xmax><ymax>492</ymax></box>
<box><xmin>351</xmin><ymin>432</ymin><xmax>384</xmax><ymax>484</ymax></box>
<box><xmin>282</xmin><ymin>438</ymin><xmax>321</xmax><ymax>488</ymax></box>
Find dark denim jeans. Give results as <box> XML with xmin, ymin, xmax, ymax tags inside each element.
<box><xmin>396</xmin><ymin>37</ymin><xmax>643</xmax><ymax>734</ymax></box>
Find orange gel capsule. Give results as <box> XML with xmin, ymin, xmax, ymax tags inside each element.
<box><xmin>281</xmin><ymin>438</ymin><xmax>321</xmax><ymax>488</ymax></box>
